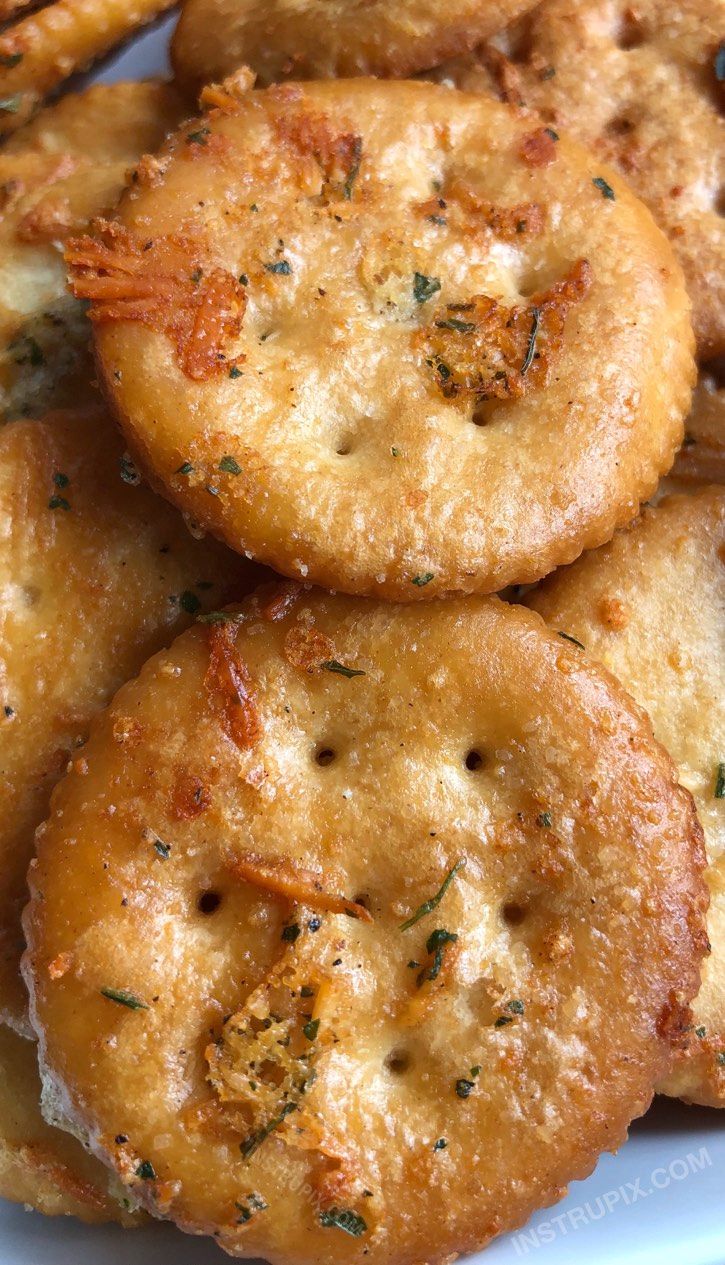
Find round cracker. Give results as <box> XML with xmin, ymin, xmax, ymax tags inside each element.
<box><xmin>0</xmin><ymin>80</ymin><xmax>184</xmax><ymax>421</ymax></box>
<box><xmin>0</xmin><ymin>0</ymin><xmax>177</xmax><ymax>135</ymax></box>
<box><xmin>435</xmin><ymin>0</ymin><xmax>725</xmax><ymax>360</ymax></box>
<box><xmin>527</xmin><ymin>486</ymin><xmax>725</xmax><ymax>1107</ymax></box>
<box><xmin>23</xmin><ymin>589</ymin><xmax>707</xmax><ymax>1263</ymax></box>
<box><xmin>0</xmin><ymin>1024</ymin><xmax>143</xmax><ymax>1224</ymax></box>
<box><xmin>673</xmin><ymin>363</ymin><xmax>725</xmax><ymax>486</ymax></box>
<box><xmin>0</xmin><ymin>405</ymin><xmax>255</xmax><ymax>1035</ymax></box>
<box><xmin>171</xmin><ymin>0</ymin><xmax>540</xmax><ymax>95</ymax></box>
<box><xmin>68</xmin><ymin>78</ymin><xmax>694</xmax><ymax>600</ymax></box>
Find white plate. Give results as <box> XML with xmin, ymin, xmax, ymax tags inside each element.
<box><xmin>3</xmin><ymin>16</ymin><xmax>723</xmax><ymax>1263</ymax></box>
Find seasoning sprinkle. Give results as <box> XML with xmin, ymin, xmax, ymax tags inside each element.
<box><xmin>282</xmin><ymin>923</ymin><xmax>301</xmax><ymax>943</ymax></box>
<box><xmin>343</xmin><ymin>137</ymin><xmax>363</xmax><ymax>201</ymax></box>
<box><xmin>412</xmin><ymin>572</ymin><xmax>434</xmax><ymax>587</ymax></box>
<box><xmin>321</xmin><ymin>659</ymin><xmax>366</xmax><ymax>679</ymax></box>
<box><xmin>400</xmin><ymin>859</ymin><xmax>466</xmax><ymax>930</ymax></box>
<box><xmin>219</xmin><ymin>456</ymin><xmax>242</xmax><ymax>475</ymax></box>
<box><xmin>48</xmin><ymin>495</ymin><xmax>70</xmax><ymax>511</ymax></box>
<box><xmin>197</xmin><ymin>610</ymin><xmax>239</xmax><ymax>625</ymax></box>
<box><xmin>180</xmin><ymin>590</ymin><xmax>201</xmax><ymax>615</ymax></box>
<box><xmin>417</xmin><ymin>928</ymin><xmax>458</xmax><ymax>986</ymax></box>
<box><xmin>435</xmin><ymin>318</ymin><xmax>475</xmax><ymax>333</ymax></box>
<box><xmin>119</xmin><ymin>454</ymin><xmax>141</xmax><ymax>485</ymax></box>
<box><xmin>592</xmin><ymin>176</ymin><xmax>615</xmax><ymax>200</ymax></box>
<box><xmin>557</xmin><ymin>630</ymin><xmax>585</xmax><ymax>650</ymax></box>
<box><xmin>303</xmin><ymin>1018</ymin><xmax>320</xmax><ymax>1041</ymax></box>
<box><xmin>100</xmin><ymin>988</ymin><xmax>148</xmax><ymax>1010</ymax></box>
<box><xmin>264</xmin><ymin>260</ymin><xmax>292</xmax><ymax>275</ymax></box>
<box><xmin>521</xmin><ymin>306</ymin><xmax>541</xmax><ymax>376</ymax></box>
<box><xmin>413</xmin><ymin>272</ymin><xmax>441</xmax><ymax>304</ymax></box>
<box><xmin>53</xmin><ymin>472</ymin><xmax>69</xmax><ymax>488</ymax></box>
<box><xmin>455</xmin><ymin>1078</ymin><xmax>474</xmax><ymax>1099</ymax></box>
<box><xmin>240</xmin><ymin>1102</ymin><xmax>297</xmax><ymax>1159</ymax></box>
<box><xmin>536</xmin><ymin>811</ymin><xmax>552</xmax><ymax>828</ymax></box>
<box><xmin>715</xmin><ymin>762</ymin><xmax>725</xmax><ymax>799</ymax></box>
<box><xmin>0</xmin><ymin>96</ymin><xmax>22</xmax><ymax>114</ymax></box>
<box><xmin>135</xmin><ymin>1160</ymin><xmax>156</xmax><ymax>1180</ymax></box>
<box><xmin>319</xmin><ymin>1208</ymin><xmax>367</xmax><ymax>1237</ymax></box>
<box><xmin>176</xmin><ymin>461</ymin><xmax>194</xmax><ymax>476</ymax></box>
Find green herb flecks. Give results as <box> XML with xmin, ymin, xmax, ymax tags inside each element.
<box><xmin>219</xmin><ymin>455</ymin><xmax>242</xmax><ymax>475</ymax></box>
<box><xmin>521</xmin><ymin>306</ymin><xmax>540</xmax><ymax>376</ymax></box>
<box><xmin>319</xmin><ymin>1207</ymin><xmax>368</xmax><ymax>1237</ymax></box>
<box><xmin>455</xmin><ymin>1078</ymin><xmax>474</xmax><ymax>1099</ymax></box>
<box><xmin>135</xmin><ymin>1160</ymin><xmax>156</xmax><ymax>1180</ymax></box>
<box><xmin>53</xmin><ymin>472</ymin><xmax>69</xmax><ymax>488</ymax></box>
<box><xmin>240</xmin><ymin>1101</ymin><xmax>297</xmax><ymax>1159</ymax></box>
<box><xmin>495</xmin><ymin>999</ymin><xmax>524</xmax><ymax>1027</ymax></box>
<box><xmin>413</xmin><ymin>272</ymin><xmax>441</xmax><ymax>304</ymax></box>
<box><xmin>236</xmin><ymin>1193</ymin><xmax>268</xmax><ymax>1223</ymax></box>
<box><xmin>343</xmin><ymin>137</ymin><xmax>363</xmax><ymax>201</ymax></box>
<box><xmin>391</xmin><ymin>447</ymin><xmax>401</xmax><ymax>457</ymax></box>
<box><xmin>321</xmin><ymin>659</ymin><xmax>366</xmax><ymax>679</ymax></box>
<box><xmin>282</xmin><ymin>923</ymin><xmax>301</xmax><ymax>943</ymax></box>
<box><xmin>196</xmin><ymin>610</ymin><xmax>239</xmax><ymax>625</ymax></box>
<box><xmin>435</xmin><ymin>317</ymin><xmax>475</xmax><ymax>333</ymax></box>
<box><xmin>101</xmin><ymin>988</ymin><xmax>148</xmax><ymax>1011</ymax></box>
<box><xmin>153</xmin><ymin>838</ymin><xmax>171</xmax><ymax>860</ymax></box>
<box><xmin>715</xmin><ymin>42</ymin><xmax>725</xmax><ymax>81</ymax></box>
<box><xmin>13</xmin><ymin>336</ymin><xmax>45</xmax><ymax>366</ymax></box>
<box><xmin>186</xmin><ymin>127</ymin><xmax>210</xmax><ymax>145</ymax></box>
<box><xmin>303</xmin><ymin>1018</ymin><xmax>320</xmax><ymax>1041</ymax></box>
<box><xmin>0</xmin><ymin>95</ymin><xmax>23</xmax><ymax>114</ymax></box>
<box><xmin>433</xmin><ymin>1137</ymin><xmax>447</xmax><ymax>1151</ymax></box>
<box><xmin>715</xmin><ymin>762</ymin><xmax>725</xmax><ymax>799</ymax></box>
<box><xmin>417</xmin><ymin>929</ymin><xmax>458</xmax><ymax>987</ymax></box>
<box><xmin>544</xmin><ymin>127</ymin><xmax>559</xmax><ymax>141</ymax></box>
<box><xmin>536</xmin><ymin>811</ymin><xmax>552</xmax><ymax>828</ymax></box>
<box><xmin>179</xmin><ymin>590</ymin><xmax>201</xmax><ymax>615</ymax></box>
<box><xmin>412</xmin><ymin>572</ymin><xmax>434</xmax><ymax>587</ymax></box>
<box><xmin>0</xmin><ymin>53</ymin><xmax>22</xmax><ymax>68</ymax></box>
<box><xmin>592</xmin><ymin>176</ymin><xmax>615</xmax><ymax>200</ymax></box>
<box><xmin>48</xmin><ymin>495</ymin><xmax>70</xmax><ymax>511</ymax></box>
<box><xmin>229</xmin><ymin>365</ymin><xmax>243</xmax><ymax>378</ymax></box>
<box><xmin>400</xmin><ymin>859</ymin><xmax>466</xmax><ymax>930</ymax></box>
<box><xmin>176</xmin><ymin>461</ymin><xmax>194</xmax><ymax>476</ymax></box>
<box><xmin>119</xmin><ymin>454</ymin><xmax>141</xmax><ymax>485</ymax></box>
<box><xmin>557</xmin><ymin>630</ymin><xmax>585</xmax><ymax>650</ymax></box>
<box><xmin>264</xmin><ymin>260</ymin><xmax>292</xmax><ymax>275</ymax></box>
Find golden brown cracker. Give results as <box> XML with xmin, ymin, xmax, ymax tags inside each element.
<box><xmin>23</xmin><ymin>590</ymin><xmax>706</xmax><ymax>1262</ymax></box>
<box><xmin>71</xmin><ymin>78</ymin><xmax>694</xmax><ymax>599</ymax></box>
<box><xmin>527</xmin><ymin>486</ymin><xmax>725</xmax><ymax>1107</ymax></box>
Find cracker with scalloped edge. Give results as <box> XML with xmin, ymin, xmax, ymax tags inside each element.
<box><xmin>432</xmin><ymin>0</ymin><xmax>724</xmax><ymax>359</ymax></box>
<box><xmin>23</xmin><ymin>588</ymin><xmax>707</xmax><ymax>1262</ymax></box>
<box><xmin>70</xmin><ymin>77</ymin><xmax>694</xmax><ymax>600</ymax></box>
<box><xmin>527</xmin><ymin>486</ymin><xmax>725</xmax><ymax>1107</ymax></box>
<box><xmin>0</xmin><ymin>405</ymin><xmax>256</xmax><ymax>1034</ymax></box>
